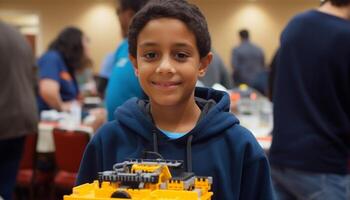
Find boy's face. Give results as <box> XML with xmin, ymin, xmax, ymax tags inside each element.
<box><xmin>130</xmin><ymin>18</ymin><xmax>212</xmax><ymax>107</ymax></box>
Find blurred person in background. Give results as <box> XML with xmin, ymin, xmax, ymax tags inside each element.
<box><xmin>231</xmin><ymin>29</ymin><xmax>266</xmax><ymax>89</ymax></box>
<box><xmin>37</xmin><ymin>26</ymin><xmax>90</xmax><ymax>112</ymax></box>
<box><xmin>104</xmin><ymin>0</ymin><xmax>149</xmax><ymax>121</ymax></box>
<box><xmin>198</xmin><ymin>49</ymin><xmax>234</xmax><ymax>89</ymax></box>
<box><xmin>37</xmin><ymin>27</ymin><xmax>105</xmax><ymax>130</ymax></box>
<box><xmin>269</xmin><ymin>0</ymin><xmax>350</xmax><ymax>199</ymax></box>
<box><xmin>267</xmin><ymin>48</ymin><xmax>279</xmax><ymax>101</ymax></box>
<box><xmin>0</xmin><ymin>21</ymin><xmax>38</xmax><ymax>200</ymax></box>
<box><xmin>96</xmin><ymin>52</ymin><xmax>114</xmax><ymax>98</ymax></box>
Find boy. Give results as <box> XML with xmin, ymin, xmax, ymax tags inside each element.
<box><xmin>77</xmin><ymin>0</ymin><xmax>274</xmax><ymax>199</ymax></box>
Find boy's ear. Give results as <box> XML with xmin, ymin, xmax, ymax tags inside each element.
<box><xmin>198</xmin><ymin>52</ymin><xmax>213</xmax><ymax>77</ymax></box>
<box><xmin>129</xmin><ymin>55</ymin><xmax>139</xmax><ymax>77</ymax></box>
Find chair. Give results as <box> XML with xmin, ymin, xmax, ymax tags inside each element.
<box><xmin>15</xmin><ymin>133</ymin><xmax>37</xmax><ymax>199</ymax></box>
<box><xmin>52</xmin><ymin>128</ymin><xmax>90</xmax><ymax>197</ymax></box>
<box><xmin>15</xmin><ymin>133</ymin><xmax>54</xmax><ymax>200</ymax></box>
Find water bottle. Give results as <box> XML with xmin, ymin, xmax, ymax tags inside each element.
<box><xmin>70</xmin><ymin>100</ymin><xmax>81</xmax><ymax>127</ymax></box>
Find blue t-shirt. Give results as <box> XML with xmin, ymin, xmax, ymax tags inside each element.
<box><xmin>37</xmin><ymin>50</ymin><xmax>79</xmax><ymax>112</ymax></box>
<box><xmin>105</xmin><ymin>39</ymin><xmax>143</xmax><ymax>121</ymax></box>
<box><xmin>159</xmin><ymin>129</ymin><xmax>187</xmax><ymax>140</ymax></box>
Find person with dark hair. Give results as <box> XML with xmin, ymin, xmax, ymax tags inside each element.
<box><xmin>97</xmin><ymin>0</ymin><xmax>149</xmax><ymax>95</ymax></box>
<box><xmin>103</xmin><ymin>0</ymin><xmax>149</xmax><ymax>120</ymax></box>
<box><xmin>77</xmin><ymin>1</ymin><xmax>274</xmax><ymax>199</ymax></box>
<box><xmin>231</xmin><ymin>29</ymin><xmax>266</xmax><ymax>88</ymax></box>
<box><xmin>239</xmin><ymin>29</ymin><xmax>249</xmax><ymax>40</ymax></box>
<box><xmin>0</xmin><ymin>21</ymin><xmax>38</xmax><ymax>200</ymax></box>
<box><xmin>37</xmin><ymin>26</ymin><xmax>91</xmax><ymax>112</ymax></box>
<box><xmin>270</xmin><ymin>0</ymin><xmax>350</xmax><ymax>199</ymax></box>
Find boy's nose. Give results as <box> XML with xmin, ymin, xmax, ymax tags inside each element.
<box><xmin>156</xmin><ymin>56</ymin><xmax>175</xmax><ymax>74</ymax></box>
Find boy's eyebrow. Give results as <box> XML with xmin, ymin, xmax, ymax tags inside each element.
<box><xmin>139</xmin><ymin>42</ymin><xmax>158</xmax><ymax>48</ymax></box>
<box><xmin>173</xmin><ymin>43</ymin><xmax>194</xmax><ymax>49</ymax></box>
<box><xmin>139</xmin><ymin>42</ymin><xmax>195</xmax><ymax>49</ymax></box>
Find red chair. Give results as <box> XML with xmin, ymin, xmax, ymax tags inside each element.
<box><xmin>16</xmin><ymin>133</ymin><xmax>54</xmax><ymax>200</ymax></box>
<box><xmin>52</xmin><ymin>128</ymin><xmax>90</xmax><ymax>195</ymax></box>
<box><xmin>16</xmin><ymin>133</ymin><xmax>37</xmax><ymax>199</ymax></box>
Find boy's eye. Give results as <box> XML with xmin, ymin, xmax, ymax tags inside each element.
<box><xmin>145</xmin><ymin>52</ymin><xmax>156</xmax><ymax>59</ymax></box>
<box><xmin>174</xmin><ymin>52</ymin><xmax>189</xmax><ymax>61</ymax></box>
<box><xmin>143</xmin><ymin>52</ymin><xmax>158</xmax><ymax>60</ymax></box>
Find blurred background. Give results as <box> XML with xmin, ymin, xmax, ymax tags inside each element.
<box><xmin>0</xmin><ymin>0</ymin><xmax>318</xmax><ymax>74</ymax></box>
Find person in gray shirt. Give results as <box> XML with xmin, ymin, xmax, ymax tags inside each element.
<box><xmin>231</xmin><ymin>29</ymin><xmax>265</xmax><ymax>86</ymax></box>
<box><xmin>0</xmin><ymin>21</ymin><xmax>38</xmax><ymax>200</ymax></box>
<box><xmin>199</xmin><ymin>49</ymin><xmax>234</xmax><ymax>89</ymax></box>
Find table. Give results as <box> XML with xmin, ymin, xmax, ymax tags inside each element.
<box><xmin>236</xmin><ymin>112</ymin><xmax>273</xmax><ymax>150</ymax></box>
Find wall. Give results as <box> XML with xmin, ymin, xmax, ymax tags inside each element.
<box><xmin>0</xmin><ymin>0</ymin><xmax>318</xmax><ymax>72</ymax></box>
<box><xmin>190</xmin><ymin>0</ymin><xmax>318</xmax><ymax>71</ymax></box>
<box><xmin>0</xmin><ymin>0</ymin><xmax>120</xmax><ymax>72</ymax></box>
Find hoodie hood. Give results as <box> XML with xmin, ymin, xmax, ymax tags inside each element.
<box><xmin>114</xmin><ymin>87</ymin><xmax>239</xmax><ymax>144</ymax></box>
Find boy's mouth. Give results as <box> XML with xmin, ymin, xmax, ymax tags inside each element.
<box><xmin>151</xmin><ymin>81</ymin><xmax>181</xmax><ymax>88</ymax></box>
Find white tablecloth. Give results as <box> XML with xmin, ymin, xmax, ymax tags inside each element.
<box><xmin>236</xmin><ymin>114</ymin><xmax>273</xmax><ymax>150</ymax></box>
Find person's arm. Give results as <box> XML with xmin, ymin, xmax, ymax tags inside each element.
<box><xmin>260</xmin><ymin>48</ymin><xmax>266</xmax><ymax>70</ymax></box>
<box><xmin>239</xmin><ymin>145</ymin><xmax>275</xmax><ymax>200</ymax></box>
<box><xmin>39</xmin><ymin>79</ymin><xmax>71</xmax><ymax>111</ymax></box>
<box><xmin>232</xmin><ymin>49</ymin><xmax>240</xmax><ymax>70</ymax></box>
<box><xmin>83</xmin><ymin>108</ymin><xmax>107</xmax><ymax>131</ymax></box>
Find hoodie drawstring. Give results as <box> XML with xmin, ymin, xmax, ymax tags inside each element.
<box><xmin>152</xmin><ymin>129</ymin><xmax>158</xmax><ymax>153</ymax></box>
<box><xmin>186</xmin><ymin>135</ymin><xmax>193</xmax><ymax>172</ymax></box>
<box><xmin>148</xmin><ymin>102</ymin><xmax>194</xmax><ymax>172</ymax></box>
<box><xmin>151</xmin><ymin>129</ymin><xmax>193</xmax><ymax>173</ymax></box>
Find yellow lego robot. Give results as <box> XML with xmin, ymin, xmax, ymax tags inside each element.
<box><xmin>64</xmin><ymin>159</ymin><xmax>213</xmax><ymax>200</ymax></box>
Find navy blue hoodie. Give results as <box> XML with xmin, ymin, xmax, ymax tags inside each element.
<box><xmin>76</xmin><ymin>87</ymin><xmax>274</xmax><ymax>199</ymax></box>
<box><xmin>270</xmin><ymin>10</ymin><xmax>350</xmax><ymax>174</ymax></box>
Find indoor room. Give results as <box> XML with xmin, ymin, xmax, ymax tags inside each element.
<box><xmin>1</xmin><ymin>0</ymin><xmax>349</xmax><ymax>199</ymax></box>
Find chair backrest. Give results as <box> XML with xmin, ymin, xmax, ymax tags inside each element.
<box><xmin>53</xmin><ymin>128</ymin><xmax>90</xmax><ymax>173</ymax></box>
<box><xmin>19</xmin><ymin>133</ymin><xmax>38</xmax><ymax>169</ymax></box>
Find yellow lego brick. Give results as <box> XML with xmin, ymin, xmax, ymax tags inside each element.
<box><xmin>65</xmin><ymin>159</ymin><xmax>213</xmax><ymax>200</ymax></box>
<box><xmin>64</xmin><ymin>181</ymin><xmax>213</xmax><ymax>200</ymax></box>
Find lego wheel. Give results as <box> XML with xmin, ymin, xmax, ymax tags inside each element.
<box><xmin>111</xmin><ymin>190</ymin><xmax>131</xmax><ymax>199</ymax></box>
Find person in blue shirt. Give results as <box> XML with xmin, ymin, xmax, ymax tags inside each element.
<box><xmin>76</xmin><ymin>1</ymin><xmax>274</xmax><ymax>199</ymax></box>
<box><xmin>37</xmin><ymin>27</ymin><xmax>91</xmax><ymax>112</ymax></box>
<box><xmin>270</xmin><ymin>0</ymin><xmax>350</xmax><ymax>199</ymax></box>
<box><xmin>104</xmin><ymin>0</ymin><xmax>149</xmax><ymax>121</ymax></box>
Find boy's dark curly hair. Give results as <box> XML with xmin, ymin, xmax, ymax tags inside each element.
<box><xmin>328</xmin><ymin>0</ymin><xmax>350</xmax><ymax>6</ymax></box>
<box><xmin>117</xmin><ymin>0</ymin><xmax>149</xmax><ymax>12</ymax></box>
<box><xmin>128</xmin><ymin>0</ymin><xmax>211</xmax><ymax>59</ymax></box>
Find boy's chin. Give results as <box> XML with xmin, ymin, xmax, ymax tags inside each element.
<box><xmin>150</xmin><ymin>96</ymin><xmax>186</xmax><ymax>107</ymax></box>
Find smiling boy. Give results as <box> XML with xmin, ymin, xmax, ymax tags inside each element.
<box><xmin>131</xmin><ymin>17</ymin><xmax>208</xmax><ymax>133</ymax></box>
<box><xmin>77</xmin><ymin>0</ymin><xmax>274</xmax><ymax>199</ymax></box>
